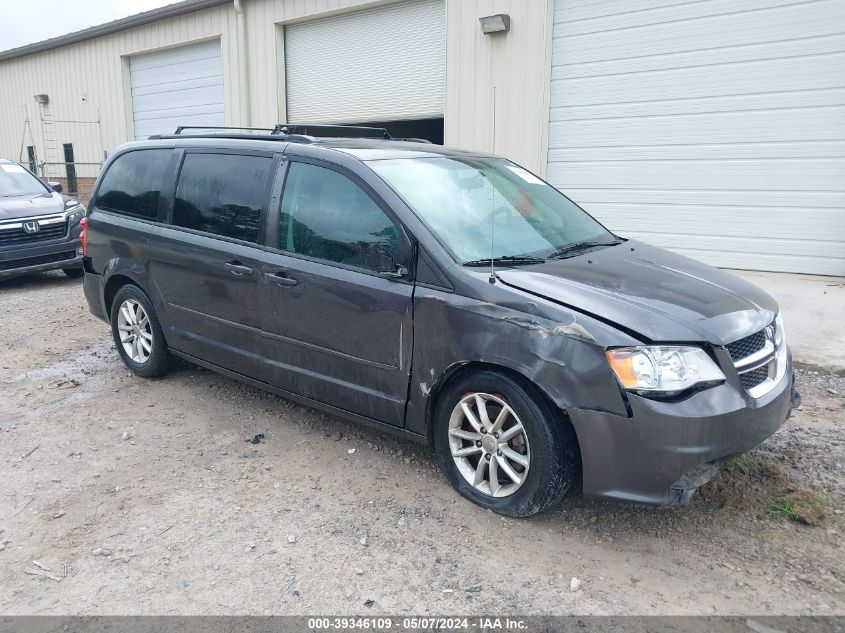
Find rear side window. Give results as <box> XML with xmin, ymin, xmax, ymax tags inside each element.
<box><xmin>173</xmin><ymin>153</ymin><xmax>273</xmax><ymax>243</ymax></box>
<box><xmin>96</xmin><ymin>149</ymin><xmax>171</xmax><ymax>219</ymax></box>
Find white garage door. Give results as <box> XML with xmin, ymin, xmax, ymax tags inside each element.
<box><xmin>547</xmin><ymin>0</ymin><xmax>845</xmax><ymax>276</ymax></box>
<box><xmin>130</xmin><ymin>40</ymin><xmax>224</xmax><ymax>140</ymax></box>
<box><xmin>284</xmin><ymin>0</ymin><xmax>445</xmax><ymax>123</ymax></box>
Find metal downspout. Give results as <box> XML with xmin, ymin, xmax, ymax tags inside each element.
<box><xmin>233</xmin><ymin>0</ymin><xmax>251</xmax><ymax>126</ymax></box>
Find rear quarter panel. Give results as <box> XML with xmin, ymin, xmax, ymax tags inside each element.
<box><xmin>86</xmin><ymin>210</ymin><xmax>168</xmax><ymax>321</ymax></box>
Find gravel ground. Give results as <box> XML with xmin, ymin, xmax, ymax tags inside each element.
<box><xmin>0</xmin><ymin>271</ymin><xmax>842</xmax><ymax>615</ymax></box>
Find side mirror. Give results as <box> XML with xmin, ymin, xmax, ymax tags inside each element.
<box><xmin>48</xmin><ymin>181</ymin><xmax>63</xmax><ymax>193</ymax></box>
<box><xmin>370</xmin><ymin>245</ymin><xmax>408</xmax><ymax>279</ymax></box>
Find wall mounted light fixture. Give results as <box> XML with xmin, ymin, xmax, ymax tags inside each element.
<box><xmin>479</xmin><ymin>14</ymin><xmax>510</xmax><ymax>35</ymax></box>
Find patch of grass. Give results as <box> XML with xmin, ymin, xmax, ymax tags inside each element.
<box><xmin>700</xmin><ymin>451</ymin><xmax>787</xmax><ymax>511</ymax></box>
<box><xmin>724</xmin><ymin>451</ymin><xmax>768</xmax><ymax>476</ymax></box>
<box><xmin>769</xmin><ymin>484</ymin><xmax>830</xmax><ymax>526</ymax></box>
<box><xmin>699</xmin><ymin>452</ymin><xmax>830</xmax><ymax>526</ymax></box>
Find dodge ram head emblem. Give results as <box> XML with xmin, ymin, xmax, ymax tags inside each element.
<box><xmin>22</xmin><ymin>221</ymin><xmax>40</xmax><ymax>234</ymax></box>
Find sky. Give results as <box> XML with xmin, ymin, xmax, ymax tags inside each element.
<box><xmin>0</xmin><ymin>0</ymin><xmax>176</xmax><ymax>52</ymax></box>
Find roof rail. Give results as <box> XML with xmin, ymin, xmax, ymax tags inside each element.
<box><xmin>272</xmin><ymin>123</ymin><xmax>391</xmax><ymax>139</ymax></box>
<box><xmin>173</xmin><ymin>125</ymin><xmax>276</xmax><ymax>135</ymax></box>
<box><xmin>149</xmin><ymin>123</ymin><xmax>410</xmax><ymax>144</ymax></box>
<box><xmin>148</xmin><ymin>132</ymin><xmax>294</xmax><ymax>142</ymax></box>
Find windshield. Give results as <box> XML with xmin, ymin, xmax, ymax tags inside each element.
<box><xmin>369</xmin><ymin>156</ymin><xmax>615</xmax><ymax>263</ymax></box>
<box><xmin>0</xmin><ymin>163</ymin><xmax>49</xmax><ymax>198</ymax></box>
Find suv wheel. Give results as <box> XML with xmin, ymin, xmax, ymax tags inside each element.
<box><xmin>110</xmin><ymin>285</ymin><xmax>172</xmax><ymax>377</ymax></box>
<box><xmin>62</xmin><ymin>267</ymin><xmax>83</xmax><ymax>279</ymax></box>
<box><xmin>434</xmin><ymin>370</ymin><xmax>577</xmax><ymax>517</ymax></box>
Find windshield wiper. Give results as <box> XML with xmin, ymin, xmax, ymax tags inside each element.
<box><xmin>463</xmin><ymin>255</ymin><xmax>546</xmax><ymax>267</ymax></box>
<box><xmin>547</xmin><ymin>240</ymin><xmax>621</xmax><ymax>260</ymax></box>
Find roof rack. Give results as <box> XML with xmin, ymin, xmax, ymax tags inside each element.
<box><xmin>150</xmin><ymin>123</ymin><xmax>437</xmax><ymax>144</ymax></box>
<box><xmin>173</xmin><ymin>125</ymin><xmax>278</xmax><ymax>135</ymax></box>
<box><xmin>272</xmin><ymin>123</ymin><xmax>391</xmax><ymax>139</ymax></box>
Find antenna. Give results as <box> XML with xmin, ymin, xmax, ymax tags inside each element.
<box><xmin>489</xmin><ymin>85</ymin><xmax>497</xmax><ymax>285</ymax></box>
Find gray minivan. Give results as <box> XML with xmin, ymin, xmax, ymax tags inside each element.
<box><xmin>82</xmin><ymin>126</ymin><xmax>798</xmax><ymax>517</ymax></box>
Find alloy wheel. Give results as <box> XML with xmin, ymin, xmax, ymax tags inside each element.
<box><xmin>447</xmin><ymin>392</ymin><xmax>530</xmax><ymax>497</ymax></box>
<box><xmin>116</xmin><ymin>298</ymin><xmax>153</xmax><ymax>363</ymax></box>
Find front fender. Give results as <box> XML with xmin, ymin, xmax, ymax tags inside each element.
<box><xmin>404</xmin><ymin>289</ymin><xmax>630</xmax><ymax>438</ymax></box>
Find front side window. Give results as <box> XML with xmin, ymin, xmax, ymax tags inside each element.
<box><xmin>278</xmin><ymin>162</ymin><xmax>404</xmax><ymax>273</ymax></box>
<box><xmin>173</xmin><ymin>153</ymin><xmax>273</xmax><ymax>243</ymax></box>
<box><xmin>0</xmin><ymin>162</ymin><xmax>49</xmax><ymax>198</ymax></box>
<box><xmin>96</xmin><ymin>149</ymin><xmax>171</xmax><ymax>219</ymax></box>
<box><xmin>369</xmin><ymin>157</ymin><xmax>615</xmax><ymax>263</ymax></box>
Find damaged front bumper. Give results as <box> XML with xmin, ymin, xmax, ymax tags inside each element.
<box><xmin>568</xmin><ymin>359</ymin><xmax>798</xmax><ymax>506</ymax></box>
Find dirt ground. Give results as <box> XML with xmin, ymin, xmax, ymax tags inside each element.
<box><xmin>0</xmin><ymin>271</ymin><xmax>842</xmax><ymax>616</ymax></box>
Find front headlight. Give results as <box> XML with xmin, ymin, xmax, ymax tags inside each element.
<box><xmin>606</xmin><ymin>346</ymin><xmax>725</xmax><ymax>394</ymax></box>
<box><xmin>64</xmin><ymin>200</ymin><xmax>86</xmax><ymax>225</ymax></box>
<box><xmin>774</xmin><ymin>313</ymin><xmax>786</xmax><ymax>348</ymax></box>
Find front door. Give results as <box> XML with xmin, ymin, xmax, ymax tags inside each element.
<box><xmin>259</xmin><ymin>159</ymin><xmax>414</xmax><ymax>425</ymax></box>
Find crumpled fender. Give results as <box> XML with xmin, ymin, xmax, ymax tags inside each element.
<box><xmin>404</xmin><ymin>285</ymin><xmax>636</xmax><ymax>438</ymax></box>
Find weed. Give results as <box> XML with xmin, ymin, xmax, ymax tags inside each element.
<box><xmin>770</xmin><ymin>484</ymin><xmax>830</xmax><ymax>525</ymax></box>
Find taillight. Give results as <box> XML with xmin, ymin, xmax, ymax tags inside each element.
<box><xmin>79</xmin><ymin>216</ymin><xmax>88</xmax><ymax>256</ymax></box>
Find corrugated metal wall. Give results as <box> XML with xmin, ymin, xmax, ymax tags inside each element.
<box><xmin>5</xmin><ymin>0</ymin><xmax>840</xmax><ymax>275</ymax></box>
<box><xmin>240</xmin><ymin>0</ymin><xmax>405</xmax><ymax>129</ymax></box>
<box><xmin>129</xmin><ymin>39</ymin><xmax>225</xmax><ymax>139</ymax></box>
<box><xmin>0</xmin><ymin>0</ymin><xmax>398</xmax><ymax>167</ymax></box>
<box><xmin>0</xmin><ymin>0</ymin><xmax>553</xmax><ymax>177</ymax></box>
<box><xmin>284</xmin><ymin>0</ymin><xmax>446</xmax><ymax>123</ymax></box>
<box><xmin>545</xmin><ymin>0</ymin><xmax>845</xmax><ymax>276</ymax></box>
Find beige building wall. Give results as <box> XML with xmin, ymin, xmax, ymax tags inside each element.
<box><xmin>444</xmin><ymin>0</ymin><xmax>554</xmax><ymax>175</ymax></box>
<box><xmin>0</xmin><ymin>3</ymin><xmax>238</xmax><ymax>174</ymax></box>
<box><xmin>0</xmin><ymin>0</ymin><xmax>553</xmax><ymax>175</ymax></box>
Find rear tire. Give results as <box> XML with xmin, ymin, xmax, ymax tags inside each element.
<box><xmin>62</xmin><ymin>267</ymin><xmax>83</xmax><ymax>279</ymax></box>
<box><xmin>434</xmin><ymin>369</ymin><xmax>577</xmax><ymax>517</ymax></box>
<box><xmin>110</xmin><ymin>284</ymin><xmax>172</xmax><ymax>378</ymax></box>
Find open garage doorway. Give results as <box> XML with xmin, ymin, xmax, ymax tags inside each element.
<box><xmin>349</xmin><ymin>118</ymin><xmax>444</xmax><ymax>145</ymax></box>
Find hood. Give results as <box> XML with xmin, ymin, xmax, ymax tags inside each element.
<box><xmin>496</xmin><ymin>240</ymin><xmax>777</xmax><ymax>345</ymax></box>
<box><xmin>0</xmin><ymin>192</ymin><xmax>65</xmax><ymax>221</ymax></box>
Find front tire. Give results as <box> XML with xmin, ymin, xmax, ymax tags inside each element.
<box><xmin>63</xmin><ymin>267</ymin><xmax>83</xmax><ymax>279</ymax></box>
<box><xmin>434</xmin><ymin>369</ymin><xmax>577</xmax><ymax>517</ymax></box>
<box><xmin>110</xmin><ymin>284</ymin><xmax>172</xmax><ymax>378</ymax></box>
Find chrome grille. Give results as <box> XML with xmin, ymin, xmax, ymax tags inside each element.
<box><xmin>727</xmin><ymin>320</ymin><xmax>783</xmax><ymax>398</ymax></box>
<box><xmin>726</xmin><ymin>330</ymin><xmax>766</xmax><ymax>363</ymax></box>
<box><xmin>0</xmin><ymin>214</ymin><xmax>68</xmax><ymax>246</ymax></box>
<box><xmin>739</xmin><ymin>365</ymin><xmax>769</xmax><ymax>390</ymax></box>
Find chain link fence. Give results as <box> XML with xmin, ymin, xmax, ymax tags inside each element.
<box><xmin>38</xmin><ymin>160</ymin><xmax>102</xmax><ymax>205</ymax></box>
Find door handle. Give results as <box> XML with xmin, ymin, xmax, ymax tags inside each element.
<box><xmin>264</xmin><ymin>270</ymin><xmax>298</xmax><ymax>286</ymax></box>
<box><xmin>224</xmin><ymin>261</ymin><xmax>255</xmax><ymax>276</ymax></box>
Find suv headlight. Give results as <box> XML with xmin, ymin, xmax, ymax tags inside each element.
<box><xmin>64</xmin><ymin>200</ymin><xmax>86</xmax><ymax>225</ymax></box>
<box><xmin>606</xmin><ymin>346</ymin><xmax>725</xmax><ymax>394</ymax></box>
